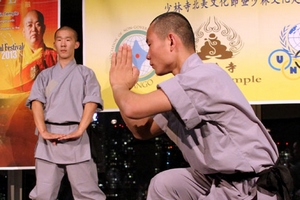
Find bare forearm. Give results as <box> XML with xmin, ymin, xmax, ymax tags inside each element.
<box><xmin>111</xmin><ymin>85</ymin><xmax>137</xmax><ymax>117</ymax></box>
<box><xmin>78</xmin><ymin>102</ymin><xmax>97</xmax><ymax>133</ymax></box>
<box><xmin>112</xmin><ymin>86</ymin><xmax>172</xmax><ymax>120</ymax></box>
<box><xmin>31</xmin><ymin>100</ymin><xmax>47</xmax><ymax>135</ymax></box>
<box><xmin>112</xmin><ymin>88</ymin><xmax>163</xmax><ymax>139</ymax></box>
<box><xmin>120</xmin><ymin>111</ymin><xmax>163</xmax><ymax>140</ymax></box>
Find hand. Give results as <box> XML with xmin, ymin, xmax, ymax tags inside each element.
<box><xmin>58</xmin><ymin>129</ymin><xmax>83</xmax><ymax>141</ymax></box>
<box><xmin>39</xmin><ymin>131</ymin><xmax>65</xmax><ymax>146</ymax></box>
<box><xmin>110</xmin><ymin>44</ymin><xmax>140</xmax><ymax>90</ymax></box>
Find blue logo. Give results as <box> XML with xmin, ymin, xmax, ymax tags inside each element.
<box><xmin>268</xmin><ymin>24</ymin><xmax>300</xmax><ymax>80</ymax></box>
<box><xmin>115</xmin><ymin>30</ymin><xmax>155</xmax><ymax>82</ymax></box>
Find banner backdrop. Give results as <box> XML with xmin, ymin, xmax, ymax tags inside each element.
<box><xmin>83</xmin><ymin>0</ymin><xmax>300</xmax><ymax>111</ymax></box>
<box><xmin>0</xmin><ymin>0</ymin><xmax>58</xmax><ymax>168</ymax></box>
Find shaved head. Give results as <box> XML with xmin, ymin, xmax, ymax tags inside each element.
<box><xmin>150</xmin><ymin>12</ymin><xmax>195</xmax><ymax>51</ymax></box>
<box><xmin>54</xmin><ymin>26</ymin><xmax>78</xmax><ymax>41</ymax></box>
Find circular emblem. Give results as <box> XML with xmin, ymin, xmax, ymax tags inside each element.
<box><xmin>288</xmin><ymin>23</ymin><xmax>300</xmax><ymax>52</ymax></box>
<box><xmin>114</xmin><ymin>29</ymin><xmax>155</xmax><ymax>82</ymax></box>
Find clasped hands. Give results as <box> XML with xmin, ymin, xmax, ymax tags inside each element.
<box><xmin>110</xmin><ymin>44</ymin><xmax>139</xmax><ymax>90</ymax></box>
<box><xmin>40</xmin><ymin>130</ymin><xmax>83</xmax><ymax>145</ymax></box>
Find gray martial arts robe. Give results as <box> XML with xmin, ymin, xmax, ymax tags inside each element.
<box><xmin>26</xmin><ymin>59</ymin><xmax>103</xmax><ymax>164</ymax></box>
<box><xmin>154</xmin><ymin>53</ymin><xmax>278</xmax><ymax>175</ymax></box>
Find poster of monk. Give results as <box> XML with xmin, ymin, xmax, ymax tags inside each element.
<box><xmin>0</xmin><ymin>0</ymin><xmax>58</xmax><ymax>168</ymax></box>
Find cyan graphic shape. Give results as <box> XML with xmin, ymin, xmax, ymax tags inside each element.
<box><xmin>132</xmin><ymin>40</ymin><xmax>147</xmax><ymax>70</ymax></box>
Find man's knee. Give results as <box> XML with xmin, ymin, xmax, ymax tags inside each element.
<box><xmin>148</xmin><ymin>170</ymin><xmax>179</xmax><ymax>195</ymax></box>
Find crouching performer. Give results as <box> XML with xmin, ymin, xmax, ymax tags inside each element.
<box><xmin>109</xmin><ymin>12</ymin><xmax>293</xmax><ymax>200</ymax></box>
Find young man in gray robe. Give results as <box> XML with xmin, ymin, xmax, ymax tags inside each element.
<box><xmin>109</xmin><ymin>12</ymin><xmax>293</xmax><ymax>200</ymax></box>
<box><xmin>26</xmin><ymin>26</ymin><xmax>106</xmax><ymax>199</ymax></box>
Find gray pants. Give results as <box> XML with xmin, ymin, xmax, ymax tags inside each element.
<box><xmin>29</xmin><ymin>158</ymin><xmax>106</xmax><ymax>200</ymax></box>
<box><xmin>147</xmin><ymin>168</ymin><xmax>277</xmax><ymax>200</ymax></box>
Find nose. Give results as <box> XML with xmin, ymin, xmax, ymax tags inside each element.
<box><xmin>61</xmin><ymin>40</ymin><xmax>66</xmax><ymax>47</ymax></box>
<box><xmin>146</xmin><ymin>53</ymin><xmax>150</xmax><ymax>60</ymax></box>
<box><xmin>32</xmin><ymin>23</ymin><xmax>41</xmax><ymax>32</ymax></box>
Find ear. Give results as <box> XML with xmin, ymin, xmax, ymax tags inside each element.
<box><xmin>168</xmin><ymin>33</ymin><xmax>176</xmax><ymax>51</ymax></box>
<box><xmin>75</xmin><ymin>41</ymin><xmax>80</xmax><ymax>49</ymax></box>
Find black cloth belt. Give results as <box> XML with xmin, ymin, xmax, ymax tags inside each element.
<box><xmin>210</xmin><ymin>171</ymin><xmax>258</xmax><ymax>183</ymax></box>
<box><xmin>256</xmin><ymin>159</ymin><xmax>294</xmax><ymax>200</ymax></box>
<box><xmin>45</xmin><ymin>121</ymin><xmax>79</xmax><ymax>126</ymax></box>
<box><xmin>209</xmin><ymin>158</ymin><xmax>293</xmax><ymax>200</ymax></box>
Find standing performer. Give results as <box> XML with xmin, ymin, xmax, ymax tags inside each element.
<box><xmin>27</xmin><ymin>26</ymin><xmax>106</xmax><ymax>199</ymax></box>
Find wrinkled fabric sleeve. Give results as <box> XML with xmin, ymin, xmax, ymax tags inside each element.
<box><xmin>83</xmin><ymin>69</ymin><xmax>103</xmax><ymax>111</ymax></box>
<box><xmin>25</xmin><ymin>73</ymin><xmax>47</xmax><ymax>109</ymax></box>
<box><xmin>157</xmin><ymin>77</ymin><xmax>201</xmax><ymax>130</ymax></box>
